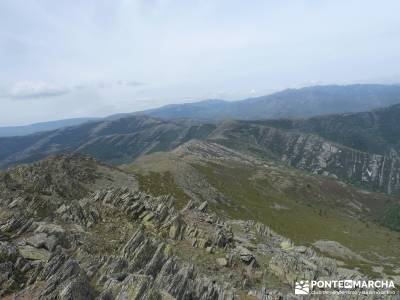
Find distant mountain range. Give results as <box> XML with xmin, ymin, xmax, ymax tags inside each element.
<box><xmin>0</xmin><ymin>118</ymin><xmax>98</xmax><ymax>137</ymax></box>
<box><xmin>1</xmin><ymin>101</ymin><xmax>399</xmax><ymax>196</ymax></box>
<box><xmin>3</xmin><ymin>84</ymin><xmax>400</xmax><ymax>298</ymax></box>
<box><xmin>1</xmin><ymin>84</ymin><xmax>400</xmax><ymax>137</ymax></box>
<box><xmin>139</xmin><ymin>84</ymin><xmax>400</xmax><ymax>120</ymax></box>
<box><xmin>0</xmin><ymin>117</ymin><xmax>216</xmax><ymax>168</ymax></box>
<box><xmin>256</xmin><ymin>103</ymin><xmax>400</xmax><ymax>155</ymax></box>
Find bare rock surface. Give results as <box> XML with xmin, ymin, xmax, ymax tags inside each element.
<box><xmin>0</xmin><ymin>155</ymin><xmax>398</xmax><ymax>299</ymax></box>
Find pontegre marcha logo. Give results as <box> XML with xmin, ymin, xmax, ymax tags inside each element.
<box><xmin>295</xmin><ymin>280</ymin><xmax>310</xmax><ymax>295</ymax></box>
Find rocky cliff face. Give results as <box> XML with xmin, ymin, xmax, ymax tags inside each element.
<box><xmin>2</xmin><ymin>155</ymin><xmax>390</xmax><ymax>299</ymax></box>
<box><xmin>211</xmin><ymin>122</ymin><xmax>400</xmax><ymax>196</ymax></box>
<box><xmin>0</xmin><ymin>117</ymin><xmax>216</xmax><ymax>169</ymax></box>
<box><xmin>1</xmin><ymin>104</ymin><xmax>400</xmax><ymax>198</ymax></box>
<box><xmin>256</xmin><ymin>103</ymin><xmax>400</xmax><ymax>156</ymax></box>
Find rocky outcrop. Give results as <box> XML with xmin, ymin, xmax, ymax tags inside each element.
<box><xmin>1</xmin><ymin>155</ymin><xmax>398</xmax><ymax>299</ymax></box>
<box><xmin>212</xmin><ymin>123</ymin><xmax>400</xmax><ymax>195</ymax></box>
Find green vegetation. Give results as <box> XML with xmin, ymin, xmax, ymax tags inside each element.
<box><xmin>192</xmin><ymin>161</ymin><xmax>400</xmax><ymax>275</ymax></box>
<box><xmin>131</xmin><ymin>170</ymin><xmax>190</xmax><ymax>210</ymax></box>
<box><xmin>379</xmin><ymin>205</ymin><xmax>400</xmax><ymax>231</ymax></box>
<box><xmin>259</xmin><ymin>102</ymin><xmax>400</xmax><ymax>155</ymax></box>
<box><xmin>172</xmin><ymin>239</ymin><xmax>285</xmax><ymax>295</ymax></box>
<box><xmin>124</xmin><ymin>148</ymin><xmax>400</xmax><ymax>277</ymax></box>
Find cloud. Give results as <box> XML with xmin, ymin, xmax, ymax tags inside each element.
<box><xmin>1</xmin><ymin>0</ymin><xmax>400</xmax><ymax>124</ymax></box>
<box><xmin>97</xmin><ymin>80</ymin><xmax>146</xmax><ymax>89</ymax></box>
<box><xmin>117</xmin><ymin>80</ymin><xmax>146</xmax><ymax>87</ymax></box>
<box><xmin>8</xmin><ymin>81</ymin><xmax>69</xmax><ymax>100</ymax></box>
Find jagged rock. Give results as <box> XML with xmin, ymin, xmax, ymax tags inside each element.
<box><xmin>280</xmin><ymin>240</ymin><xmax>293</xmax><ymax>250</ymax></box>
<box><xmin>1</xmin><ymin>155</ymin><xmax>389</xmax><ymax>300</ymax></box>
<box><xmin>0</xmin><ymin>214</ymin><xmax>28</xmax><ymax>234</ymax></box>
<box><xmin>269</xmin><ymin>248</ymin><xmax>337</xmax><ymax>286</ymax></box>
<box><xmin>18</xmin><ymin>245</ymin><xmax>50</xmax><ymax>262</ymax></box>
<box><xmin>142</xmin><ymin>212</ymin><xmax>155</xmax><ymax>223</ymax></box>
<box><xmin>0</xmin><ymin>242</ymin><xmax>18</xmax><ymax>262</ymax></box>
<box><xmin>237</xmin><ymin>246</ymin><xmax>255</xmax><ymax>264</ymax></box>
<box><xmin>59</xmin><ymin>277</ymin><xmax>94</xmax><ymax>300</ymax></box>
<box><xmin>168</xmin><ymin>218</ymin><xmax>185</xmax><ymax>240</ymax></box>
<box><xmin>197</xmin><ymin>201</ymin><xmax>208</xmax><ymax>212</ymax></box>
<box><xmin>144</xmin><ymin>243</ymin><xmax>167</xmax><ymax>276</ymax></box>
<box><xmin>39</xmin><ymin>257</ymin><xmax>94</xmax><ymax>299</ymax></box>
<box><xmin>216</xmin><ymin>257</ymin><xmax>228</xmax><ymax>267</ymax></box>
<box><xmin>116</xmin><ymin>274</ymin><xmax>152</xmax><ymax>300</ymax></box>
<box><xmin>25</xmin><ymin>233</ymin><xmax>58</xmax><ymax>251</ymax></box>
<box><xmin>182</xmin><ymin>199</ymin><xmax>196</xmax><ymax>211</ymax></box>
<box><xmin>121</xmin><ymin>228</ymin><xmax>145</xmax><ymax>260</ymax></box>
<box><xmin>0</xmin><ymin>261</ymin><xmax>14</xmax><ymax>280</ymax></box>
<box><xmin>159</xmin><ymin>290</ymin><xmax>176</xmax><ymax>300</ymax></box>
<box><xmin>35</xmin><ymin>222</ymin><xmax>66</xmax><ymax>237</ymax></box>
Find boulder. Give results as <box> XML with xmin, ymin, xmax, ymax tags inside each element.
<box><xmin>18</xmin><ymin>245</ymin><xmax>50</xmax><ymax>262</ymax></box>
<box><xmin>216</xmin><ymin>257</ymin><xmax>228</xmax><ymax>267</ymax></box>
<box><xmin>116</xmin><ymin>274</ymin><xmax>152</xmax><ymax>300</ymax></box>
<box><xmin>197</xmin><ymin>201</ymin><xmax>208</xmax><ymax>212</ymax></box>
<box><xmin>0</xmin><ymin>242</ymin><xmax>18</xmax><ymax>262</ymax></box>
<box><xmin>237</xmin><ymin>246</ymin><xmax>255</xmax><ymax>264</ymax></box>
<box><xmin>26</xmin><ymin>233</ymin><xmax>58</xmax><ymax>251</ymax></box>
<box><xmin>59</xmin><ymin>277</ymin><xmax>94</xmax><ymax>300</ymax></box>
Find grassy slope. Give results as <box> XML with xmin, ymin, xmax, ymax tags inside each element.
<box><xmin>196</xmin><ymin>161</ymin><xmax>400</xmax><ymax>277</ymax></box>
<box><xmin>124</xmin><ymin>151</ymin><xmax>400</xmax><ymax>278</ymax></box>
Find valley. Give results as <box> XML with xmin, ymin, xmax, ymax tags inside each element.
<box><xmin>1</xmin><ymin>90</ymin><xmax>400</xmax><ymax>299</ymax></box>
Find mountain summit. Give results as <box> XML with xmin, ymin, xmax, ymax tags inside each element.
<box><xmin>2</xmin><ymin>84</ymin><xmax>400</xmax><ymax>137</ymax></box>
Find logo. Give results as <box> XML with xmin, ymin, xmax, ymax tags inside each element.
<box><xmin>294</xmin><ymin>279</ymin><xmax>396</xmax><ymax>296</ymax></box>
<box><xmin>295</xmin><ymin>280</ymin><xmax>310</xmax><ymax>295</ymax></box>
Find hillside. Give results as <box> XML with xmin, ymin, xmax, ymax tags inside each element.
<box><xmin>0</xmin><ymin>118</ymin><xmax>98</xmax><ymax>137</ymax></box>
<box><xmin>256</xmin><ymin>103</ymin><xmax>400</xmax><ymax>155</ymax></box>
<box><xmin>206</xmin><ymin>119</ymin><xmax>400</xmax><ymax>195</ymax></box>
<box><xmin>126</xmin><ymin>140</ymin><xmax>400</xmax><ymax>281</ymax></box>
<box><xmin>1</xmin><ymin>104</ymin><xmax>400</xmax><ymax>197</ymax></box>
<box><xmin>0</xmin><ymin>116</ymin><xmax>216</xmax><ymax>169</ymax></box>
<box><xmin>4</xmin><ymin>154</ymin><xmax>396</xmax><ymax>299</ymax></box>
<box><xmin>2</xmin><ymin>84</ymin><xmax>400</xmax><ymax>138</ymax></box>
<box><xmin>139</xmin><ymin>84</ymin><xmax>400</xmax><ymax>120</ymax></box>
<box><xmin>1</xmin><ymin>123</ymin><xmax>400</xmax><ymax>297</ymax></box>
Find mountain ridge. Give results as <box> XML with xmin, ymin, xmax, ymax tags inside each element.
<box><xmin>252</xmin><ymin>103</ymin><xmax>400</xmax><ymax>155</ymax></box>
<box><xmin>2</xmin><ymin>84</ymin><xmax>400</xmax><ymax>137</ymax></box>
<box><xmin>1</xmin><ymin>102</ymin><xmax>400</xmax><ymax>197</ymax></box>
<box><xmin>136</xmin><ymin>84</ymin><xmax>400</xmax><ymax>120</ymax></box>
<box><xmin>2</xmin><ymin>153</ymin><xmax>400</xmax><ymax>299</ymax></box>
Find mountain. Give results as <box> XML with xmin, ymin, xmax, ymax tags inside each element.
<box><xmin>255</xmin><ymin>103</ymin><xmax>400</xmax><ymax>155</ymax></box>
<box><xmin>139</xmin><ymin>99</ymin><xmax>230</xmax><ymax>120</ymax></box>
<box><xmin>138</xmin><ymin>84</ymin><xmax>400</xmax><ymax>120</ymax></box>
<box><xmin>0</xmin><ymin>116</ymin><xmax>217</xmax><ymax>169</ymax></box>
<box><xmin>0</xmin><ymin>118</ymin><xmax>99</xmax><ymax>137</ymax></box>
<box><xmin>1</xmin><ymin>154</ymin><xmax>399</xmax><ymax>299</ymax></box>
<box><xmin>127</xmin><ymin>140</ymin><xmax>400</xmax><ymax>268</ymax></box>
<box><xmin>2</xmin><ymin>84</ymin><xmax>400</xmax><ymax>138</ymax></box>
<box><xmin>1</xmin><ymin>103</ymin><xmax>400</xmax><ymax>197</ymax></box>
<box><xmin>2</xmin><ymin>105</ymin><xmax>400</xmax><ymax>297</ymax></box>
<box><xmin>206</xmin><ymin>118</ymin><xmax>400</xmax><ymax>196</ymax></box>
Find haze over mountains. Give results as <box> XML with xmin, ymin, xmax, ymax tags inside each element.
<box><xmin>2</xmin><ymin>103</ymin><xmax>400</xmax><ymax>298</ymax></box>
<box><xmin>3</xmin><ymin>0</ymin><xmax>400</xmax><ymax>297</ymax></box>
<box><xmin>0</xmin><ymin>118</ymin><xmax>98</xmax><ymax>138</ymax></box>
<box><xmin>2</xmin><ymin>84</ymin><xmax>400</xmax><ymax>137</ymax></box>
<box><xmin>1</xmin><ymin>98</ymin><xmax>400</xmax><ymax>196</ymax></box>
<box><xmin>139</xmin><ymin>84</ymin><xmax>400</xmax><ymax>120</ymax></box>
<box><xmin>2</xmin><ymin>83</ymin><xmax>400</xmax><ymax>298</ymax></box>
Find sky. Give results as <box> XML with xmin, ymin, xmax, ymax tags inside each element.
<box><xmin>1</xmin><ymin>0</ymin><xmax>400</xmax><ymax>126</ymax></box>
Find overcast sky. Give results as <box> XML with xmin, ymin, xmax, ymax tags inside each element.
<box><xmin>1</xmin><ymin>0</ymin><xmax>400</xmax><ymax>126</ymax></box>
